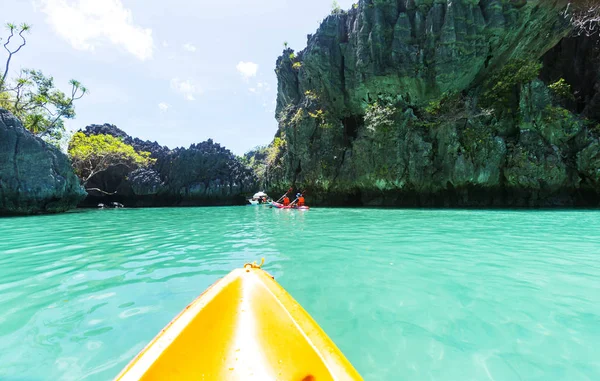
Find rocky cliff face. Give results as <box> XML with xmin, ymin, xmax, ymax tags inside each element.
<box><xmin>0</xmin><ymin>109</ymin><xmax>86</xmax><ymax>215</ymax></box>
<box><xmin>80</xmin><ymin>124</ymin><xmax>257</xmax><ymax>207</ymax></box>
<box><xmin>267</xmin><ymin>0</ymin><xmax>600</xmax><ymax>206</ymax></box>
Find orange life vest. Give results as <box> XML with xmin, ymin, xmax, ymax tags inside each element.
<box><xmin>283</xmin><ymin>197</ymin><xmax>290</xmax><ymax>206</ymax></box>
<box><xmin>297</xmin><ymin>197</ymin><xmax>305</xmax><ymax>206</ymax></box>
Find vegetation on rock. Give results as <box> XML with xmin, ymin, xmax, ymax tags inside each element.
<box><xmin>68</xmin><ymin>132</ymin><xmax>154</xmax><ymax>192</ymax></box>
<box><xmin>481</xmin><ymin>59</ymin><xmax>542</xmax><ymax>113</ymax></box>
<box><xmin>266</xmin><ymin>0</ymin><xmax>600</xmax><ymax>206</ymax></box>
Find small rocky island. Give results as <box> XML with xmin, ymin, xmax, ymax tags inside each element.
<box><xmin>76</xmin><ymin>124</ymin><xmax>257</xmax><ymax>208</ymax></box>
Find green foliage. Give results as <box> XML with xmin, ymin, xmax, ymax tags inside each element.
<box><xmin>266</xmin><ymin>137</ymin><xmax>286</xmax><ymax>167</ymax></box>
<box><xmin>289</xmin><ymin>52</ymin><xmax>296</xmax><ymax>60</ymax></box>
<box><xmin>352</xmin><ymin>3</ymin><xmax>359</xmax><ymax>9</ymax></box>
<box><xmin>308</xmin><ymin>109</ymin><xmax>325</xmax><ymax>119</ymax></box>
<box><xmin>68</xmin><ymin>132</ymin><xmax>154</xmax><ymax>184</ymax></box>
<box><xmin>425</xmin><ymin>99</ymin><xmax>442</xmax><ymax>116</ymax></box>
<box><xmin>365</xmin><ymin>101</ymin><xmax>396</xmax><ymax>133</ymax></box>
<box><xmin>481</xmin><ymin>59</ymin><xmax>542</xmax><ymax>111</ymax></box>
<box><xmin>542</xmin><ymin>105</ymin><xmax>576</xmax><ymax>125</ymax></box>
<box><xmin>290</xmin><ymin>108</ymin><xmax>305</xmax><ymax>125</ymax></box>
<box><xmin>304</xmin><ymin>90</ymin><xmax>318</xmax><ymax>101</ymax></box>
<box><xmin>424</xmin><ymin>91</ymin><xmax>462</xmax><ymax>116</ymax></box>
<box><xmin>283</xmin><ymin>41</ymin><xmax>289</xmax><ymax>48</ymax></box>
<box><xmin>1</xmin><ymin>70</ymin><xmax>87</xmax><ymax>142</ymax></box>
<box><xmin>1</xmin><ymin>24</ymin><xmax>86</xmax><ymax>144</ymax></box>
<box><xmin>548</xmin><ymin>78</ymin><xmax>574</xmax><ymax>101</ymax></box>
<box><xmin>461</xmin><ymin>124</ymin><xmax>491</xmax><ymax>156</ymax></box>
<box><xmin>308</xmin><ymin>109</ymin><xmax>327</xmax><ymax>126</ymax></box>
<box><xmin>331</xmin><ymin>0</ymin><xmax>343</xmax><ymax>14</ymax></box>
<box><xmin>242</xmin><ymin>145</ymin><xmax>268</xmax><ymax>180</ymax></box>
<box><xmin>292</xmin><ymin>62</ymin><xmax>302</xmax><ymax>70</ymax></box>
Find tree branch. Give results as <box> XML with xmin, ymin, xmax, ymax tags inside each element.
<box><xmin>85</xmin><ymin>187</ymin><xmax>118</xmax><ymax>195</ymax></box>
<box><xmin>2</xmin><ymin>26</ymin><xmax>28</xmax><ymax>85</ymax></box>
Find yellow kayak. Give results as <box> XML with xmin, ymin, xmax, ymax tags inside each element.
<box><xmin>115</xmin><ymin>261</ymin><xmax>362</xmax><ymax>380</ymax></box>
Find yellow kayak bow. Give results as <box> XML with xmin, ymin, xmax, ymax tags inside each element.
<box><xmin>115</xmin><ymin>262</ymin><xmax>362</xmax><ymax>380</ymax></box>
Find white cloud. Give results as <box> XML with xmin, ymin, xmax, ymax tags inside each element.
<box><xmin>158</xmin><ymin>102</ymin><xmax>170</xmax><ymax>112</ymax></box>
<box><xmin>162</xmin><ymin>40</ymin><xmax>169</xmax><ymax>48</ymax></box>
<box><xmin>248</xmin><ymin>88</ymin><xmax>257</xmax><ymax>93</ymax></box>
<box><xmin>236</xmin><ymin>61</ymin><xmax>258</xmax><ymax>79</ymax></box>
<box><xmin>182</xmin><ymin>43</ymin><xmax>197</xmax><ymax>52</ymax></box>
<box><xmin>38</xmin><ymin>0</ymin><xmax>153</xmax><ymax>60</ymax></box>
<box><xmin>170</xmin><ymin>78</ymin><xmax>201</xmax><ymax>101</ymax></box>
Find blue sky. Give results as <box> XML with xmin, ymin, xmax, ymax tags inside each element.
<box><xmin>2</xmin><ymin>0</ymin><xmax>354</xmax><ymax>154</ymax></box>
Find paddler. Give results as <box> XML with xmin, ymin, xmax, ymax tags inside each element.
<box><xmin>297</xmin><ymin>193</ymin><xmax>305</xmax><ymax>207</ymax></box>
<box><xmin>283</xmin><ymin>195</ymin><xmax>291</xmax><ymax>206</ymax></box>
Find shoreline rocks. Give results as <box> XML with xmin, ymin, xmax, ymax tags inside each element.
<box><xmin>0</xmin><ymin>109</ymin><xmax>86</xmax><ymax>215</ymax></box>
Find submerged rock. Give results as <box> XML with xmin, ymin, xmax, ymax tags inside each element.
<box><xmin>79</xmin><ymin>124</ymin><xmax>257</xmax><ymax>207</ymax></box>
<box><xmin>0</xmin><ymin>109</ymin><xmax>86</xmax><ymax>215</ymax></box>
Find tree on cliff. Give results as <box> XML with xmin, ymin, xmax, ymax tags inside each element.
<box><xmin>0</xmin><ymin>23</ymin><xmax>87</xmax><ymax>142</ymax></box>
<box><xmin>68</xmin><ymin>132</ymin><xmax>155</xmax><ymax>193</ymax></box>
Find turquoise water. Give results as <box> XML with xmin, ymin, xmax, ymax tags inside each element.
<box><xmin>1</xmin><ymin>207</ymin><xmax>600</xmax><ymax>380</ymax></box>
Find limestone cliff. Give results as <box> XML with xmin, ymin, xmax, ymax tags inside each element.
<box><xmin>267</xmin><ymin>0</ymin><xmax>600</xmax><ymax>206</ymax></box>
<box><xmin>79</xmin><ymin>124</ymin><xmax>257</xmax><ymax>207</ymax></box>
<box><xmin>0</xmin><ymin>109</ymin><xmax>86</xmax><ymax>215</ymax></box>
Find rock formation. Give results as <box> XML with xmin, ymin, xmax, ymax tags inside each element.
<box><xmin>80</xmin><ymin>124</ymin><xmax>257</xmax><ymax>207</ymax></box>
<box><xmin>0</xmin><ymin>109</ymin><xmax>86</xmax><ymax>215</ymax></box>
<box><xmin>266</xmin><ymin>0</ymin><xmax>600</xmax><ymax>206</ymax></box>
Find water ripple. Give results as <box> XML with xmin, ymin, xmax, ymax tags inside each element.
<box><xmin>1</xmin><ymin>208</ymin><xmax>600</xmax><ymax>380</ymax></box>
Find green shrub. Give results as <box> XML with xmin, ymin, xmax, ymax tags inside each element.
<box><xmin>304</xmin><ymin>90</ymin><xmax>318</xmax><ymax>101</ymax></box>
<box><xmin>331</xmin><ymin>0</ymin><xmax>343</xmax><ymax>14</ymax></box>
<box><xmin>481</xmin><ymin>59</ymin><xmax>542</xmax><ymax>110</ymax></box>
<box><xmin>290</xmin><ymin>108</ymin><xmax>305</xmax><ymax>125</ymax></box>
<box><xmin>292</xmin><ymin>62</ymin><xmax>302</xmax><ymax>70</ymax></box>
<box><xmin>266</xmin><ymin>137</ymin><xmax>286</xmax><ymax>167</ymax></box>
<box><xmin>548</xmin><ymin>78</ymin><xmax>574</xmax><ymax>101</ymax></box>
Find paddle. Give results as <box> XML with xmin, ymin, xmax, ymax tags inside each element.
<box><xmin>275</xmin><ymin>187</ymin><xmax>293</xmax><ymax>203</ymax></box>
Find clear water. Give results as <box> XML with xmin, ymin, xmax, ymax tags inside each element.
<box><xmin>1</xmin><ymin>207</ymin><xmax>600</xmax><ymax>380</ymax></box>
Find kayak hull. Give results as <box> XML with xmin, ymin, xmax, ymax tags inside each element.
<box><xmin>271</xmin><ymin>202</ymin><xmax>310</xmax><ymax>210</ymax></box>
<box><xmin>115</xmin><ymin>266</ymin><xmax>361</xmax><ymax>380</ymax></box>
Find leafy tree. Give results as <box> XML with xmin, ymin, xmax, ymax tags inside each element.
<box><xmin>0</xmin><ymin>23</ymin><xmax>87</xmax><ymax>142</ymax></box>
<box><xmin>242</xmin><ymin>145</ymin><xmax>268</xmax><ymax>181</ymax></box>
<box><xmin>68</xmin><ymin>132</ymin><xmax>155</xmax><ymax>192</ymax></box>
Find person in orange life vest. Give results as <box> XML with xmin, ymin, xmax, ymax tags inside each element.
<box><xmin>283</xmin><ymin>195</ymin><xmax>290</xmax><ymax>206</ymax></box>
<box><xmin>297</xmin><ymin>193</ymin><xmax>305</xmax><ymax>207</ymax></box>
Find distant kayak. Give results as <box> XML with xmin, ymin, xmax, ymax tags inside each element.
<box><xmin>271</xmin><ymin>201</ymin><xmax>310</xmax><ymax>210</ymax></box>
<box><xmin>114</xmin><ymin>263</ymin><xmax>361</xmax><ymax>380</ymax></box>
